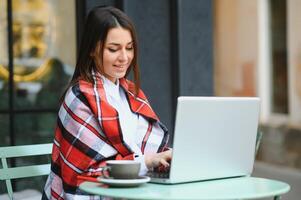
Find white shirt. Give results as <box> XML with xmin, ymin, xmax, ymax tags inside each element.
<box><xmin>101</xmin><ymin>76</ymin><xmax>148</xmax><ymax>175</ymax></box>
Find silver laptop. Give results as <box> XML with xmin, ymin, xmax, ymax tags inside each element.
<box><xmin>149</xmin><ymin>96</ymin><xmax>260</xmax><ymax>184</ymax></box>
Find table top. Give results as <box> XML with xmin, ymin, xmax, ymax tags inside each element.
<box><xmin>79</xmin><ymin>176</ymin><xmax>290</xmax><ymax>199</ymax></box>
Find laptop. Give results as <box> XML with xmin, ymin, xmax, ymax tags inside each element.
<box><xmin>148</xmin><ymin>96</ymin><xmax>260</xmax><ymax>184</ymax></box>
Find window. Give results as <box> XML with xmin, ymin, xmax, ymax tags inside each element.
<box><xmin>0</xmin><ymin>0</ymin><xmax>76</xmax><ymax>193</ymax></box>
<box><xmin>270</xmin><ymin>0</ymin><xmax>288</xmax><ymax>114</ymax></box>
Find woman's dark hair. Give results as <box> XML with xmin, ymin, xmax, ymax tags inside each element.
<box><xmin>71</xmin><ymin>6</ymin><xmax>140</xmax><ymax>94</ymax></box>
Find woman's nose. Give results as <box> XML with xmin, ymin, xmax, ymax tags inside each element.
<box><xmin>118</xmin><ymin>49</ymin><xmax>128</xmax><ymax>62</ymax></box>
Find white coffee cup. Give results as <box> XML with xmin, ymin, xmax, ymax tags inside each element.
<box><xmin>99</xmin><ymin>160</ymin><xmax>141</xmax><ymax>179</ymax></box>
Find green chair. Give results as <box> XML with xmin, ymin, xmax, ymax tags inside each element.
<box><xmin>255</xmin><ymin>131</ymin><xmax>263</xmax><ymax>156</ymax></box>
<box><xmin>0</xmin><ymin>143</ymin><xmax>52</xmax><ymax>200</ymax></box>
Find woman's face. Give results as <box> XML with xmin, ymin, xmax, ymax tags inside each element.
<box><xmin>102</xmin><ymin>27</ymin><xmax>134</xmax><ymax>83</ymax></box>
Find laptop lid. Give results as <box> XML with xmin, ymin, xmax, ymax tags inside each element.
<box><xmin>155</xmin><ymin>96</ymin><xmax>260</xmax><ymax>184</ymax></box>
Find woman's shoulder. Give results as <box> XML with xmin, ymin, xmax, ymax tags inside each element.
<box><xmin>62</xmin><ymin>80</ymin><xmax>93</xmax><ymax>107</ymax></box>
<box><xmin>67</xmin><ymin>78</ymin><xmax>97</xmax><ymax>98</ymax></box>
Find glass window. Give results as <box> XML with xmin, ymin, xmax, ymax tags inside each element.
<box><xmin>0</xmin><ymin>114</ymin><xmax>9</xmax><ymax>194</ymax></box>
<box><xmin>0</xmin><ymin>114</ymin><xmax>9</xmax><ymax>146</ymax></box>
<box><xmin>9</xmin><ymin>0</ymin><xmax>76</xmax><ymax>110</ymax></box>
<box><xmin>0</xmin><ymin>0</ymin><xmax>76</xmax><ymax>193</ymax></box>
<box><xmin>0</xmin><ymin>0</ymin><xmax>8</xmax><ymax>110</ymax></box>
<box><xmin>14</xmin><ymin>113</ymin><xmax>57</xmax><ymax>145</ymax></box>
<box><xmin>270</xmin><ymin>0</ymin><xmax>288</xmax><ymax>114</ymax></box>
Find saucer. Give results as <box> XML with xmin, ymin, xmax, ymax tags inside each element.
<box><xmin>97</xmin><ymin>176</ymin><xmax>150</xmax><ymax>187</ymax></box>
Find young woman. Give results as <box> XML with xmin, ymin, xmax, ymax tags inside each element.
<box><xmin>42</xmin><ymin>6</ymin><xmax>172</xmax><ymax>199</ymax></box>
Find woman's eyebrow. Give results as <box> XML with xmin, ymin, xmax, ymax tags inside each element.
<box><xmin>107</xmin><ymin>41</ymin><xmax>133</xmax><ymax>46</ymax></box>
<box><xmin>107</xmin><ymin>43</ymin><xmax>120</xmax><ymax>46</ymax></box>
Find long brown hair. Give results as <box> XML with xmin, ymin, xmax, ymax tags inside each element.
<box><xmin>70</xmin><ymin>6</ymin><xmax>140</xmax><ymax>95</ymax></box>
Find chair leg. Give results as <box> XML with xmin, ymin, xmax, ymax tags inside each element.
<box><xmin>5</xmin><ymin>180</ymin><xmax>13</xmax><ymax>200</ymax></box>
<box><xmin>2</xmin><ymin>158</ymin><xmax>14</xmax><ymax>200</ymax></box>
<box><xmin>274</xmin><ymin>195</ymin><xmax>281</xmax><ymax>200</ymax></box>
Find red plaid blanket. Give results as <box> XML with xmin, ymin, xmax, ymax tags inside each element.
<box><xmin>43</xmin><ymin>74</ymin><xmax>169</xmax><ymax>200</ymax></box>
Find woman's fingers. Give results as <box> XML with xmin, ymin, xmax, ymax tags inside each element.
<box><xmin>157</xmin><ymin>150</ymin><xmax>172</xmax><ymax>168</ymax></box>
<box><xmin>161</xmin><ymin>150</ymin><xmax>172</xmax><ymax>161</ymax></box>
<box><xmin>159</xmin><ymin>158</ymin><xmax>170</xmax><ymax>168</ymax></box>
<box><xmin>144</xmin><ymin>149</ymin><xmax>173</xmax><ymax>169</ymax></box>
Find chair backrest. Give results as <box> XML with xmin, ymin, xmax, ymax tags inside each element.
<box><xmin>255</xmin><ymin>131</ymin><xmax>263</xmax><ymax>156</ymax></box>
<box><xmin>0</xmin><ymin>143</ymin><xmax>53</xmax><ymax>200</ymax></box>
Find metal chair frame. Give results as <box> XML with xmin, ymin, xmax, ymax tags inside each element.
<box><xmin>0</xmin><ymin>143</ymin><xmax>52</xmax><ymax>200</ymax></box>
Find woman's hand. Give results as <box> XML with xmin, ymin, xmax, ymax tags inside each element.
<box><xmin>144</xmin><ymin>149</ymin><xmax>172</xmax><ymax>170</ymax></box>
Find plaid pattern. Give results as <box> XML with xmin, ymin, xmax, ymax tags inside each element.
<box><xmin>43</xmin><ymin>74</ymin><xmax>169</xmax><ymax>200</ymax></box>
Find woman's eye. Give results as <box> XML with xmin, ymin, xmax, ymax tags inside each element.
<box><xmin>108</xmin><ymin>48</ymin><xmax>118</xmax><ymax>52</ymax></box>
<box><xmin>126</xmin><ymin>47</ymin><xmax>133</xmax><ymax>51</ymax></box>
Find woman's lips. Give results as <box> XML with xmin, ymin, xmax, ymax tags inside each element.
<box><xmin>113</xmin><ymin>65</ymin><xmax>127</xmax><ymax>68</ymax></box>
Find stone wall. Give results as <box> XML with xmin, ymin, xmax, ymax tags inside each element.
<box><xmin>257</xmin><ymin>125</ymin><xmax>301</xmax><ymax>170</ymax></box>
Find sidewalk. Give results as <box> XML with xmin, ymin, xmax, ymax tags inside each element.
<box><xmin>253</xmin><ymin>161</ymin><xmax>301</xmax><ymax>200</ymax></box>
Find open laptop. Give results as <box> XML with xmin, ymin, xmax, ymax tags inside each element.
<box><xmin>148</xmin><ymin>96</ymin><xmax>260</xmax><ymax>184</ymax></box>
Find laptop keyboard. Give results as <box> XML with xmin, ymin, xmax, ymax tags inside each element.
<box><xmin>147</xmin><ymin>171</ymin><xmax>170</xmax><ymax>179</ymax></box>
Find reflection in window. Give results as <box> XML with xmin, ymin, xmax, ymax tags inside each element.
<box><xmin>0</xmin><ymin>0</ymin><xmax>8</xmax><ymax>109</ymax></box>
<box><xmin>14</xmin><ymin>113</ymin><xmax>57</xmax><ymax>144</ymax></box>
<box><xmin>0</xmin><ymin>0</ymin><xmax>75</xmax><ymax>110</ymax></box>
<box><xmin>0</xmin><ymin>114</ymin><xmax>9</xmax><ymax>146</ymax></box>
<box><xmin>0</xmin><ymin>0</ymin><xmax>76</xmax><ymax>194</ymax></box>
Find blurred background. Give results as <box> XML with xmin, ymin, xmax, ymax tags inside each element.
<box><xmin>0</xmin><ymin>0</ymin><xmax>300</xmax><ymax>199</ymax></box>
